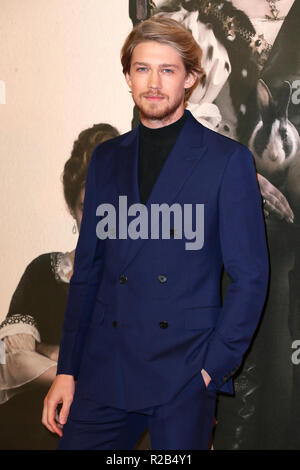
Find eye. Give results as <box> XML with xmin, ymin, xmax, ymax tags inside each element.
<box><xmin>136</xmin><ymin>67</ymin><xmax>148</xmax><ymax>72</ymax></box>
<box><xmin>162</xmin><ymin>68</ymin><xmax>173</xmax><ymax>74</ymax></box>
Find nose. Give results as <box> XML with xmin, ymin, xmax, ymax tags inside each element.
<box><xmin>148</xmin><ymin>69</ymin><xmax>162</xmax><ymax>90</ymax></box>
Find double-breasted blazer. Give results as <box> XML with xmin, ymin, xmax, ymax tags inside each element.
<box><xmin>56</xmin><ymin>109</ymin><xmax>269</xmax><ymax>411</ymax></box>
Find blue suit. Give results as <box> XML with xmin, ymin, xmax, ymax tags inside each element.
<box><xmin>57</xmin><ymin>109</ymin><xmax>269</xmax><ymax>420</ymax></box>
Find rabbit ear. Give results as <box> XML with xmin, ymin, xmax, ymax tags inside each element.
<box><xmin>256</xmin><ymin>78</ymin><xmax>274</xmax><ymax>122</ymax></box>
<box><xmin>275</xmin><ymin>81</ymin><xmax>292</xmax><ymax>119</ymax></box>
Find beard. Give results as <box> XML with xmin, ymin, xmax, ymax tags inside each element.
<box><xmin>133</xmin><ymin>90</ymin><xmax>185</xmax><ymax>122</ymax></box>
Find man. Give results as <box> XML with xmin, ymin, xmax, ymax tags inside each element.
<box><xmin>42</xmin><ymin>16</ymin><xmax>269</xmax><ymax>450</ymax></box>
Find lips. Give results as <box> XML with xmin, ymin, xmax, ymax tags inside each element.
<box><xmin>144</xmin><ymin>95</ymin><xmax>165</xmax><ymax>101</ymax></box>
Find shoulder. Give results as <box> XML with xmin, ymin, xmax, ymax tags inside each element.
<box><xmin>203</xmin><ymin>123</ymin><xmax>250</xmax><ymax>158</ymax></box>
<box><xmin>92</xmin><ymin>129</ymin><xmax>134</xmax><ymax>157</ymax></box>
<box><xmin>90</xmin><ymin>129</ymin><xmax>135</xmax><ymax>171</ymax></box>
<box><xmin>18</xmin><ymin>253</ymin><xmax>52</xmax><ymax>276</ymax></box>
<box><xmin>194</xmin><ymin>121</ymin><xmax>254</xmax><ymax>176</ymax></box>
<box><xmin>16</xmin><ymin>252</ymin><xmax>65</xmax><ymax>283</ymax></box>
<box><xmin>4</xmin><ymin>252</ymin><xmax>65</xmax><ymax>322</ymax></box>
<box><xmin>188</xmin><ymin>110</ymin><xmax>251</xmax><ymax>163</ymax></box>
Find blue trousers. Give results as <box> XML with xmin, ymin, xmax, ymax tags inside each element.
<box><xmin>56</xmin><ymin>371</ymin><xmax>217</xmax><ymax>450</ymax></box>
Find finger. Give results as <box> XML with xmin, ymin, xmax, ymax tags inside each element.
<box><xmin>266</xmin><ymin>198</ymin><xmax>284</xmax><ymax>219</ymax></box>
<box><xmin>58</xmin><ymin>399</ymin><xmax>72</xmax><ymax>425</ymax></box>
<box><xmin>268</xmin><ymin>188</ymin><xmax>294</xmax><ymax>220</ymax></box>
<box><xmin>276</xmin><ymin>197</ymin><xmax>294</xmax><ymax>220</ymax></box>
<box><xmin>48</xmin><ymin>399</ymin><xmax>63</xmax><ymax>436</ymax></box>
<box><xmin>55</xmin><ymin>409</ymin><xmax>64</xmax><ymax>429</ymax></box>
<box><xmin>42</xmin><ymin>398</ymin><xmax>56</xmax><ymax>434</ymax></box>
<box><xmin>266</xmin><ymin>194</ymin><xmax>293</xmax><ymax>221</ymax></box>
<box><xmin>41</xmin><ymin>399</ymin><xmax>48</xmax><ymax>428</ymax></box>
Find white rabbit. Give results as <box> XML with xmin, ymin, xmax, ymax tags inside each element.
<box><xmin>248</xmin><ymin>79</ymin><xmax>299</xmax><ymax>187</ymax></box>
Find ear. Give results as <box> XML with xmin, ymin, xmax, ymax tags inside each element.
<box><xmin>184</xmin><ymin>71</ymin><xmax>198</xmax><ymax>90</ymax></box>
<box><xmin>125</xmin><ymin>71</ymin><xmax>132</xmax><ymax>89</ymax></box>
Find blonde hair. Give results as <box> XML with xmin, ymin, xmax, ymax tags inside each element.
<box><xmin>121</xmin><ymin>15</ymin><xmax>206</xmax><ymax>102</ymax></box>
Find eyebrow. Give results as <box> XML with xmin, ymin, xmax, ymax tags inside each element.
<box><xmin>132</xmin><ymin>62</ymin><xmax>180</xmax><ymax>69</ymax></box>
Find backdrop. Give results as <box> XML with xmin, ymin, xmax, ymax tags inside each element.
<box><xmin>1</xmin><ymin>0</ymin><xmax>299</xmax><ymax>450</ymax></box>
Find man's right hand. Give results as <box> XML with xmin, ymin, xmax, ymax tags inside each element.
<box><xmin>42</xmin><ymin>374</ymin><xmax>75</xmax><ymax>437</ymax></box>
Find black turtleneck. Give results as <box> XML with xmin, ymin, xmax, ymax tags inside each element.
<box><xmin>138</xmin><ymin>111</ymin><xmax>187</xmax><ymax>205</ymax></box>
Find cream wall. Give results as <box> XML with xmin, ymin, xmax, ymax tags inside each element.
<box><xmin>0</xmin><ymin>0</ymin><xmax>133</xmax><ymax>320</ymax></box>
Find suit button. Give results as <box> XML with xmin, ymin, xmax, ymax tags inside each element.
<box><xmin>112</xmin><ymin>320</ymin><xmax>117</xmax><ymax>328</ymax></box>
<box><xmin>158</xmin><ymin>275</ymin><xmax>167</xmax><ymax>283</ymax></box>
<box><xmin>119</xmin><ymin>275</ymin><xmax>128</xmax><ymax>284</ymax></box>
<box><xmin>159</xmin><ymin>321</ymin><xmax>168</xmax><ymax>329</ymax></box>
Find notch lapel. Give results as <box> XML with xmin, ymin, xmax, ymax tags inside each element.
<box><xmin>115</xmin><ymin>110</ymin><xmax>208</xmax><ymax>273</ymax></box>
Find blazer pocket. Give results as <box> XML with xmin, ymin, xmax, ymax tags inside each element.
<box><xmin>184</xmin><ymin>306</ymin><xmax>220</xmax><ymax>329</ymax></box>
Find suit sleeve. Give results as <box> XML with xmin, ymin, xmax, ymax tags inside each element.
<box><xmin>202</xmin><ymin>146</ymin><xmax>269</xmax><ymax>389</ymax></box>
<box><xmin>56</xmin><ymin>147</ymin><xmax>105</xmax><ymax>379</ymax></box>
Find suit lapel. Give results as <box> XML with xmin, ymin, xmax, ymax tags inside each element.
<box><xmin>115</xmin><ymin>109</ymin><xmax>208</xmax><ymax>273</ymax></box>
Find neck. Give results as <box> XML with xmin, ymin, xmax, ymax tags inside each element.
<box><xmin>139</xmin><ymin>104</ymin><xmax>185</xmax><ymax>129</ymax></box>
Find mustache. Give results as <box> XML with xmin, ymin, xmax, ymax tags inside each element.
<box><xmin>143</xmin><ymin>93</ymin><xmax>166</xmax><ymax>98</ymax></box>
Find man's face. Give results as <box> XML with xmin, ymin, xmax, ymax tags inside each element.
<box><xmin>125</xmin><ymin>41</ymin><xmax>196</xmax><ymax>125</ymax></box>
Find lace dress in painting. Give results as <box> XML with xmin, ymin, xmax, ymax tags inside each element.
<box><xmin>0</xmin><ymin>252</ymin><xmax>72</xmax><ymax>449</ymax></box>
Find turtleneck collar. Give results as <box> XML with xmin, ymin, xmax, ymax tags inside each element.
<box><xmin>139</xmin><ymin>110</ymin><xmax>188</xmax><ymax>143</ymax></box>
